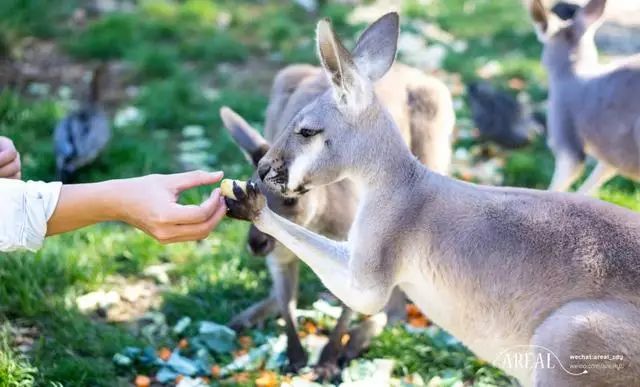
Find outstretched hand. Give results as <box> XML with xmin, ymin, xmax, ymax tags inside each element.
<box><xmin>116</xmin><ymin>171</ymin><xmax>228</xmax><ymax>243</ymax></box>
<box><xmin>47</xmin><ymin>170</ymin><xmax>227</xmax><ymax>244</ymax></box>
<box><xmin>0</xmin><ymin>136</ymin><xmax>21</xmax><ymax>179</ymax></box>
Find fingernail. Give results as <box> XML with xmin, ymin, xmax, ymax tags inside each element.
<box><xmin>211</xmin><ymin>171</ymin><xmax>223</xmax><ymax>179</ymax></box>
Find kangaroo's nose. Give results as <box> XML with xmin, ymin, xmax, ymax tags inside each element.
<box><xmin>258</xmin><ymin>163</ymin><xmax>271</xmax><ymax>181</ymax></box>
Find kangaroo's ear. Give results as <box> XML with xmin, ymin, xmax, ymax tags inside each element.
<box><xmin>316</xmin><ymin>18</ymin><xmax>369</xmax><ymax>110</ymax></box>
<box><xmin>579</xmin><ymin>0</ymin><xmax>607</xmax><ymax>29</ymax></box>
<box><xmin>352</xmin><ymin>12</ymin><xmax>399</xmax><ymax>82</ymax></box>
<box><xmin>530</xmin><ymin>0</ymin><xmax>549</xmax><ymax>30</ymax></box>
<box><xmin>220</xmin><ymin>107</ymin><xmax>269</xmax><ymax>166</ymax></box>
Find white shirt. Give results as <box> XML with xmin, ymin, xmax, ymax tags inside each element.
<box><xmin>0</xmin><ymin>179</ymin><xmax>62</xmax><ymax>252</ymax></box>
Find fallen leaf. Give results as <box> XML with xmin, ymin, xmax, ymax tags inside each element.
<box><xmin>303</xmin><ymin>321</ymin><xmax>317</xmax><ymax>335</ymax></box>
<box><xmin>508</xmin><ymin>77</ymin><xmax>526</xmax><ymax>90</ymax></box>
<box><xmin>166</xmin><ymin>352</ymin><xmax>199</xmax><ymax>376</ymax></box>
<box><xmin>255</xmin><ymin>370</ymin><xmax>278</xmax><ymax>387</ymax></box>
<box><xmin>198</xmin><ymin>321</ymin><xmax>237</xmax><ymax>354</ymax></box>
<box><xmin>341</xmin><ymin>333</ymin><xmax>350</xmax><ymax>346</ymax></box>
<box><xmin>409</xmin><ymin>315</ymin><xmax>430</xmax><ymax>328</ymax></box>
<box><xmin>405</xmin><ymin>304</ymin><xmax>422</xmax><ymax>318</ymax></box>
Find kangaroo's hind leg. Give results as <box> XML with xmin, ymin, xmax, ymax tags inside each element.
<box><xmin>576</xmin><ymin>160</ymin><xmax>617</xmax><ymax>196</ymax></box>
<box><xmin>228</xmin><ymin>250</ymin><xmax>295</xmax><ymax>330</ymax></box>
<box><xmin>314</xmin><ymin>305</ymin><xmax>354</xmax><ymax>381</ymax></box>
<box><xmin>548</xmin><ymin>151</ymin><xmax>585</xmax><ymax>192</ymax></box>
<box><xmin>228</xmin><ymin>295</ymin><xmax>278</xmax><ymax>331</ymax></box>
<box><xmin>530</xmin><ymin>299</ymin><xmax>640</xmax><ymax>387</ymax></box>
<box><xmin>266</xmin><ymin>250</ymin><xmax>308</xmax><ymax>372</ymax></box>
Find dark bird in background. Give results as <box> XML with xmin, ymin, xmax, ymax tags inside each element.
<box><xmin>54</xmin><ymin>64</ymin><xmax>111</xmax><ymax>183</ymax></box>
<box><xmin>467</xmin><ymin>81</ymin><xmax>539</xmax><ymax>148</ymax></box>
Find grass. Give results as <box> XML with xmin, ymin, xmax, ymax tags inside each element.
<box><xmin>0</xmin><ymin>324</ymin><xmax>37</xmax><ymax>387</ymax></box>
<box><xmin>0</xmin><ymin>0</ymin><xmax>638</xmax><ymax>385</ymax></box>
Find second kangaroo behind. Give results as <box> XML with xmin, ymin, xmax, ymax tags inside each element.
<box><xmin>531</xmin><ymin>0</ymin><xmax>640</xmax><ymax>194</ymax></box>
<box><xmin>219</xmin><ymin>26</ymin><xmax>454</xmax><ymax>374</ymax></box>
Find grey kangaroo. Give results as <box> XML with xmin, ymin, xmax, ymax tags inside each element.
<box><xmin>219</xmin><ymin>24</ymin><xmax>454</xmax><ymax>374</ymax></box>
<box><xmin>226</xmin><ymin>12</ymin><xmax>640</xmax><ymax>386</ymax></box>
<box><xmin>530</xmin><ymin>0</ymin><xmax>640</xmax><ymax>194</ymax></box>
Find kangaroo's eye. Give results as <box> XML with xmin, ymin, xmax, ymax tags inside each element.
<box><xmin>299</xmin><ymin>128</ymin><xmax>322</xmax><ymax>138</ymax></box>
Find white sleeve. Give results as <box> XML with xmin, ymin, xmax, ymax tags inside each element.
<box><xmin>0</xmin><ymin>179</ymin><xmax>62</xmax><ymax>252</ymax></box>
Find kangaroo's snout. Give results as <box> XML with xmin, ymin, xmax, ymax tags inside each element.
<box><xmin>258</xmin><ymin>162</ymin><xmax>271</xmax><ymax>181</ymax></box>
<box><xmin>247</xmin><ymin>224</ymin><xmax>276</xmax><ymax>256</ymax></box>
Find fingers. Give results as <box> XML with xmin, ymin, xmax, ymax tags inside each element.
<box><xmin>171</xmin><ymin>170</ymin><xmax>224</xmax><ymax>192</ymax></box>
<box><xmin>0</xmin><ymin>142</ymin><xmax>18</xmax><ymax>168</ymax></box>
<box><xmin>0</xmin><ymin>158</ymin><xmax>20</xmax><ymax>178</ymax></box>
<box><xmin>155</xmin><ymin>197</ymin><xmax>227</xmax><ymax>244</ymax></box>
<box><xmin>0</xmin><ymin>138</ymin><xmax>20</xmax><ymax>179</ymax></box>
<box><xmin>167</xmin><ymin>188</ymin><xmax>222</xmax><ymax>224</ymax></box>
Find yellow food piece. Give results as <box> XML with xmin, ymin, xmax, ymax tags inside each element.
<box><xmin>220</xmin><ymin>179</ymin><xmax>247</xmax><ymax>200</ymax></box>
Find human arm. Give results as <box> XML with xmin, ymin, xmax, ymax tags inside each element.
<box><xmin>0</xmin><ymin>171</ymin><xmax>227</xmax><ymax>252</ymax></box>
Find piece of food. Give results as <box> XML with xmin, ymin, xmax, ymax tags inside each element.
<box><xmin>134</xmin><ymin>375</ymin><xmax>151</xmax><ymax>387</ymax></box>
<box><xmin>220</xmin><ymin>179</ymin><xmax>247</xmax><ymax>200</ymax></box>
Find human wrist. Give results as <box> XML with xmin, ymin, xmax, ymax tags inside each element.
<box><xmin>91</xmin><ymin>179</ymin><xmax>129</xmax><ymax>223</ymax></box>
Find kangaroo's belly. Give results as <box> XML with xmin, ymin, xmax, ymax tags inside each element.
<box><xmin>398</xmin><ymin>275</ymin><xmax>531</xmax><ymax>370</ymax></box>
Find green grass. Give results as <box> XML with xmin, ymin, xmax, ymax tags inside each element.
<box><xmin>0</xmin><ymin>324</ymin><xmax>37</xmax><ymax>387</ymax></box>
<box><xmin>0</xmin><ymin>0</ymin><xmax>638</xmax><ymax>385</ymax></box>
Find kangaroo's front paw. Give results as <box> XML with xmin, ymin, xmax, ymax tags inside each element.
<box><xmin>223</xmin><ymin>179</ymin><xmax>266</xmax><ymax>221</ymax></box>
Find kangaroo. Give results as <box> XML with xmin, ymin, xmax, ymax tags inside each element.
<box><xmin>225</xmin><ymin>12</ymin><xmax>640</xmax><ymax>386</ymax></box>
<box><xmin>530</xmin><ymin>0</ymin><xmax>640</xmax><ymax>195</ymax></box>
<box><xmin>220</xmin><ymin>48</ymin><xmax>454</xmax><ymax>373</ymax></box>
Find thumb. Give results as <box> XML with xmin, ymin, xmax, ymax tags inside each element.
<box><xmin>170</xmin><ymin>170</ymin><xmax>224</xmax><ymax>192</ymax></box>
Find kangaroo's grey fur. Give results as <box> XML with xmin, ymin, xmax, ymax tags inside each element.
<box><xmin>220</xmin><ymin>32</ymin><xmax>454</xmax><ymax>373</ymax></box>
<box><xmin>530</xmin><ymin>0</ymin><xmax>640</xmax><ymax>195</ymax></box>
<box><xmin>225</xmin><ymin>12</ymin><xmax>640</xmax><ymax>386</ymax></box>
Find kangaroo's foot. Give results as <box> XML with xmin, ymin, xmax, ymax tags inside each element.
<box><xmin>228</xmin><ymin>295</ymin><xmax>278</xmax><ymax>331</ymax></box>
<box><xmin>284</xmin><ymin>337</ymin><xmax>309</xmax><ymax>373</ymax></box>
<box><xmin>312</xmin><ymin>305</ymin><xmax>354</xmax><ymax>380</ymax></box>
<box><xmin>342</xmin><ymin>313</ymin><xmax>388</xmax><ymax>362</ymax></box>
<box><xmin>313</xmin><ymin>362</ymin><xmax>342</xmax><ymax>382</ymax></box>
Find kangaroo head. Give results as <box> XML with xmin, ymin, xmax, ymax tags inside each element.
<box><xmin>530</xmin><ymin>0</ymin><xmax>606</xmax><ymax>72</ymax></box>
<box><xmin>220</xmin><ymin>106</ymin><xmax>323</xmax><ymax>255</ymax></box>
<box><xmin>257</xmin><ymin>12</ymin><xmax>400</xmax><ymax>195</ymax></box>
